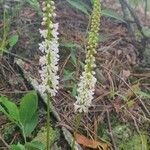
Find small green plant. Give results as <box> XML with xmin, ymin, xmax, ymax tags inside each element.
<box><xmin>66</xmin><ymin>0</ymin><xmax>125</xmax><ymax>23</ymax></box>
<box><xmin>33</xmin><ymin>127</ymin><xmax>60</xmax><ymax>148</ymax></box>
<box><xmin>11</xmin><ymin>141</ymin><xmax>45</xmax><ymax>150</ymax></box>
<box><xmin>0</xmin><ymin>9</ymin><xmax>9</xmax><ymax>54</ymax></box>
<box><xmin>0</xmin><ymin>9</ymin><xmax>19</xmax><ymax>55</ymax></box>
<box><xmin>0</xmin><ymin>91</ymin><xmax>44</xmax><ymax>150</ymax></box>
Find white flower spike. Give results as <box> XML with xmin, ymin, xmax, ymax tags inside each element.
<box><xmin>39</xmin><ymin>0</ymin><xmax>59</xmax><ymax>97</ymax></box>
<box><xmin>74</xmin><ymin>0</ymin><xmax>101</xmax><ymax>113</ymax></box>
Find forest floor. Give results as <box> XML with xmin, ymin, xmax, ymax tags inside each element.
<box><xmin>0</xmin><ymin>0</ymin><xmax>150</xmax><ymax>150</ymax></box>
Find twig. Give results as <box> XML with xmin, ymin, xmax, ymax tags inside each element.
<box><xmin>119</xmin><ymin>0</ymin><xmax>150</xmax><ymax>60</ymax></box>
<box><xmin>5</xmin><ymin>59</ymin><xmax>28</xmax><ymax>91</ymax></box>
<box><xmin>119</xmin><ymin>0</ymin><xmax>135</xmax><ymax>38</ymax></box>
<box><xmin>101</xmin><ymin>65</ymin><xmax>150</xmax><ymax>117</ymax></box>
<box><xmin>106</xmin><ymin>110</ymin><xmax>118</xmax><ymax>150</ymax></box>
<box><xmin>144</xmin><ymin>0</ymin><xmax>148</xmax><ymax>21</ymax></box>
<box><xmin>124</xmin><ymin>108</ymin><xmax>145</xmax><ymax>150</ymax></box>
<box><xmin>3</xmin><ymin>50</ymin><xmax>38</xmax><ymax>66</ymax></box>
<box><xmin>98</xmin><ymin>38</ymin><xmax>122</xmax><ymax>53</ymax></box>
<box><xmin>0</xmin><ymin>90</ymin><xmax>31</xmax><ymax>94</ymax></box>
<box><xmin>59</xmin><ymin>54</ymin><xmax>71</xmax><ymax>76</ymax></box>
<box><xmin>120</xmin><ymin>0</ymin><xmax>147</xmax><ymax>39</ymax></box>
<box><xmin>0</xmin><ymin>135</ymin><xmax>10</xmax><ymax>149</ymax></box>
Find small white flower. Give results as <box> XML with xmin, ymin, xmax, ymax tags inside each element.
<box><xmin>49</xmin><ymin>23</ymin><xmax>53</xmax><ymax>29</ymax></box>
<box><xmin>75</xmin><ymin>70</ymin><xmax>97</xmax><ymax>113</ymax></box>
<box><xmin>50</xmin><ymin>1</ymin><xmax>55</xmax><ymax>5</ymax></box>
<box><xmin>52</xmin><ymin>5</ymin><xmax>56</xmax><ymax>10</ymax></box>
<box><xmin>39</xmin><ymin>29</ymin><xmax>48</xmax><ymax>39</ymax></box>
<box><xmin>42</xmin><ymin>2</ymin><xmax>45</xmax><ymax>6</ymax></box>
<box><xmin>48</xmin><ymin>13</ymin><xmax>52</xmax><ymax>17</ymax></box>
<box><xmin>42</xmin><ymin>7</ymin><xmax>46</xmax><ymax>12</ymax></box>
<box><xmin>43</xmin><ymin>17</ymin><xmax>47</xmax><ymax>22</ymax></box>
<box><xmin>47</xmin><ymin>4</ymin><xmax>50</xmax><ymax>8</ymax></box>
<box><xmin>53</xmin><ymin>13</ymin><xmax>56</xmax><ymax>17</ymax></box>
<box><xmin>41</xmin><ymin>21</ymin><xmax>46</xmax><ymax>26</ymax></box>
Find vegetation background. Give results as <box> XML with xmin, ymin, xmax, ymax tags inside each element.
<box><xmin>0</xmin><ymin>0</ymin><xmax>150</xmax><ymax>149</ymax></box>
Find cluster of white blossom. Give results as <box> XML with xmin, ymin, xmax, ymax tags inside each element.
<box><xmin>74</xmin><ymin>70</ymin><xmax>97</xmax><ymax>113</ymax></box>
<box><xmin>74</xmin><ymin>0</ymin><xmax>100</xmax><ymax>113</ymax></box>
<box><xmin>38</xmin><ymin>1</ymin><xmax>59</xmax><ymax>97</ymax></box>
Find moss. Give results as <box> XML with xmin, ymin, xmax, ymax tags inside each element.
<box><xmin>33</xmin><ymin>127</ymin><xmax>60</xmax><ymax>148</ymax></box>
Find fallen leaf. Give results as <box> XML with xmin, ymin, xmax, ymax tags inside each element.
<box><xmin>75</xmin><ymin>133</ymin><xmax>112</xmax><ymax>150</ymax></box>
<box><xmin>95</xmin><ymin>87</ymin><xmax>106</xmax><ymax>96</ymax></box>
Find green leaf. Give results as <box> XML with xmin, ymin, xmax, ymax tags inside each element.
<box><xmin>66</xmin><ymin>0</ymin><xmax>90</xmax><ymax>15</ymax></box>
<box><xmin>19</xmin><ymin>91</ymin><xmax>38</xmax><ymax>136</ymax></box>
<box><xmin>24</xmin><ymin>111</ymin><xmax>38</xmax><ymax>137</ymax></box>
<box><xmin>8</xmin><ymin>35</ymin><xmax>19</xmax><ymax>47</ymax></box>
<box><xmin>11</xmin><ymin>143</ymin><xmax>26</xmax><ymax>150</ymax></box>
<box><xmin>119</xmin><ymin>133</ymin><xmax>148</xmax><ymax>150</ymax></box>
<box><xmin>0</xmin><ymin>96</ymin><xmax>20</xmax><ymax>124</ymax></box>
<box><xmin>142</xmin><ymin>26</ymin><xmax>150</xmax><ymax>37</ymax></box>
<box><xmin>147</xmin><ymin>0</ymin><xmax>150</xmax><ymax>12</ymax></box>
<box><xmin>90</xmin><ymin>0</ymin><xmax>94</xmax><ymax>5</ymax></box>
<box><xmin>70</xmin><ymin>50</ymin><xmax>77</xmax><ymax>65</ymax></box>
<box><xmin>66</xmin><ymin>0</ymin><xmax>125</xmax><ymax>23</ymax></box>
<box><xmin>115</xmin><ymin>92</ymin><xmax>128</xmax><ymax>101</ymax></box>
<box><xmin>63</xmin><ymin>70</ymin><xmax>74</xmax><ymax>81</ymax></box>
<box><xmin>71</xmin><ymin>84</ymin><xmax>77</xmax><ymax>97</ymax></box>
<box><xmin>25</xmin><ymin>141</ymin><xmax>45</xmax><ymax>150</ymax></box>
<box><xmin>136</xmin><ymin>91</ymin><xmax>150</xmax><ymax>99</ymax></box>
<box><xmin>79</xmin><ymin>61</ymin><xmax>85</xmax><ymax>69</ymax></box>
<box><xmin>26</xmin><ymin>0</ymin><xmax>41</xmax><ymax>15</ymax></box>
<box><xmin>101</xmin><ymin>9</ymin><xmax>126</xmax><ymax>23</ymax></box>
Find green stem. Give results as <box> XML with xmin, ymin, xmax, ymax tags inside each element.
<box><xmin>22</xmin><ymin>130</ymin><xmax>27</xmax><ymax>144</ymax></box>
<box><xmin>0</xmin><ymin>9</ymin><xmax>7</xmax><ymax>53</ymax></box>
<box><xmin>47</xmin><ymin>93</ymin><xmax>51</xmax><ymax>150</ymax></box>
<box><xmin>71</xmin><ymin>113</ymin><xmax>82</xmax><ymax>150</ymax></box>
<box><xmin>20</xmin><ymin>124</ymin><xmax>27</xmax><ymax>143</ymax></box>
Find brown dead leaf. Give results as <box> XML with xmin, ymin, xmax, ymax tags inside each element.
<box><xmin>75</xmin><ymin>133</ymin><xmax>112</xmax><ymax>150</ymax></box>
<box><xmin>95</xmin><ymin>87</ymin><xmax>106</xmax><ymax>96</ymax></box>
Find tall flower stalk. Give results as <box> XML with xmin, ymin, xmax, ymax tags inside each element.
<box><xmin>39</xmin><ymin>1</ymin><xmax>59</xmax><ymax>150</ymax></box>
<box><xmin>74</xmin><ymin>0</ymin><xmax>101</xmax><ymax>113</ymax></box>
<box><xmin>72</xmin><ymin>0</ymin><xmax>101</xmax><ymax>149</ymax></box>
